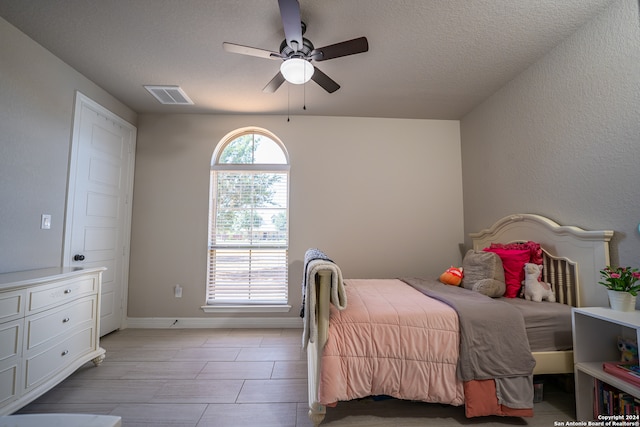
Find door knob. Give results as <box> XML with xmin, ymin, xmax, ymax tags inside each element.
<box><xmin>73</xmin><ymin>254</ymin><xmax>85</xmax><ymax>261</ymax></box>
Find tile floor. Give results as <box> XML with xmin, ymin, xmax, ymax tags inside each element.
<box><xmin>16</xmin><ymin>328</ymin><xmax>576</xmax><ymax>426</ymax></box>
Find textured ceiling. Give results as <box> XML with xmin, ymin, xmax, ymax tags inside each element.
<box><xmin>0</xmin><ymin>0</ymin><xmax>615</xmax><ymax>119</ymax></box>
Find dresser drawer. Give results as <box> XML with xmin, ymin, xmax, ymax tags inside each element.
<box><xmin>0</xmin><ymin>320</ymin><xmax>23</xmax><ymax>407</ymax></box>
<box><xmin>24</xmin><ymin>327</ymin><xmax>95</xmax><ymax>390</ymax></box>
<box><xmin>25</xmin><ymin>296</ymin><xmax>96</xmax><ymax>351</ymax></box>
<box><xmin>27</xmin><ymin>275</ymin><xmax>97</xmax><ymax>314</ymax></box>
<box><xmin>0</xmin><ymin>289</ymin><xmax>25</xmax><ymax>323</ymax></box>
<box><xmin>0</xmin><ymin>320</ymin><xmax>22</xmax><ymax>363</ymax></box>
<box><xmin>0</xmin><ymin>363</ymin><xmax>20</xmax><ymax>407</ymax></box>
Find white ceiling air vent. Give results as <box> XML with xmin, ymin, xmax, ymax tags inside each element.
<box><xmin>144</xmin><ymin>85</ymin><xmax>194</xmax><ymax>105</ymax></box>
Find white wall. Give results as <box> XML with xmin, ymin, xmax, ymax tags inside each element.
<box><xmin>461</xmin><ymin>0</ymin><xmax>640</xmax><ymax>266</ymax></box>
<box><xmin>0</xmin><ymin>16</ymin><xmax>136</xmax><ymax>273</ymax></box>
<box><xmin>128</xmin><ymin>114</ymin><xmax>463</xmax><ymax>322</ymax></box>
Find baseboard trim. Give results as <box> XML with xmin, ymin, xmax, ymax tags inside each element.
<box><xmin>125</xmin><ymin>316</ymin><xmax>303</xmax><ymax>329</ymax></box>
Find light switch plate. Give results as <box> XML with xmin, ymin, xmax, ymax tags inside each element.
<box><xmin>41</xmin><ymin>214</ymin><xmax>51</xmax><ymax>229</ymax></box>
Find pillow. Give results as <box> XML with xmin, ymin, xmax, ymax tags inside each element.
<box><xmin>483</xmin><ymin>247</ymin><xmax>531</xmax><ymax>298</ymax></box>
<box><xmin>489</xmin><ymin>241</ymin><xmax>542</xmax><ymax>264</ymax></box>
<box><xmin>461</xmin><ymin>250</ymin><xmax>506</xmax><ymax>297</ymax></box>
<box><xmin>472</xmin><ymin>278</ymin><xmax>506</xmax><ymax>298</ymax></box>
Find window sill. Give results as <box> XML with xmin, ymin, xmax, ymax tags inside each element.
<box><xmin>201</xmin><ymin>304</ymin><xmax>292</xmax><ymax>314</ymax></box>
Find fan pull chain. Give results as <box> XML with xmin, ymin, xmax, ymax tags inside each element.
<box><xmin>303</xmin><ymin>81</ymin><xmax>307</xmax><ymax>111</ymax></box>
<box><xmin>303</xmin><ymin>66</ymin><xmax>307</xmax><ymax>111</ymax></box>
<box><xmin>287</xmin><ymin>83</ymin><xmax>290</xmax><ymax>122</ymax></box>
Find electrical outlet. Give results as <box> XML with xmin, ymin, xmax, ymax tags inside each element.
<box><xmin>174</xmin><ymin>284</ymin><xmax>182</xmax><ymax>298</ymax></box>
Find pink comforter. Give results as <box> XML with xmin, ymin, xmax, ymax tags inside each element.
<box><xmin>319</xmin><ymin>279</ymin><xmax>465</xmax><ymax>406</ymax></box>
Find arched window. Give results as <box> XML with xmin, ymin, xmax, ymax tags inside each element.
<box><xmin>206</xmin><ymin>128</ymin><xmax>290</xmax><ymax>309</ymax></box>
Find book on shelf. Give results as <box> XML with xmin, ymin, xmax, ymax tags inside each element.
<box><xmin>602</xmin><ymin>362</ymin><xmax>640</xmax><ymax>388</ymax></box>
<box><xmin>594</xmin><ymin>378</ymin><xmax>640</xmax><ymax>417</ymax></box>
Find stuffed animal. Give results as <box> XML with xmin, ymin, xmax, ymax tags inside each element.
<box><xmin>522</xmin><ymin>263</ymin><xmax>556</xmax><ymax>302</ymax></box>
<box><xmin>440</xmin><ymin>266</ymin><xmax>463</xmax><ymax>286</ymax></box>
<box><xmin>618</xmin><ymin>337</ymin><xmax>639</xmax><ymax>363</ymax></box>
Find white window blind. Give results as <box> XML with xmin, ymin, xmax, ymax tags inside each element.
<box><xmin>207</xmin><ymin>132</ymin><xmax>289</xmax><ymax>306</ymax></box>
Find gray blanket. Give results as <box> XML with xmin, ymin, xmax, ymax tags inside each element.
<box><xmin>300</xmin><ymin>248</ymin><xmax>333</xmax><ymax>318</ymax></box>
<box><xmin>401</xmin><ymin>277</ymin><xmax>535</xmax><ymax>408</ymax></box>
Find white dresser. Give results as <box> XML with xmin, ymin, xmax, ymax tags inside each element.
<box><xmin>0</xmin><ymin>267</ymin><xmax>106</xmax><ymax>415</ymax></box>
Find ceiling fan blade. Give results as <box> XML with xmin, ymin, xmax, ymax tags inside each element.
<box><xmin>311</xmin><ymin>67</ymin><xmax>340</xmax><ymax>93</ymax></box>
<box><xmin>311</xmin><ymin>37</ymin><xmax>369</xmax><ymax>61</ymax></box>
<box><xmin>222</xmin><ymin>42</ymin><xmax>282</xmax><ymax>60</ymax></box>
<box><xmin>278</xmin><ymin>0</ymin><xmax>303</xmax><ymax>51</ymax></box>
<box><xmin>263</xmin><ymin>72</ymin><xmax>286</xmax><ymax>93</ymax></box>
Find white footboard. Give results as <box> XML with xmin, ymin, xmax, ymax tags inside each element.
<box><xmin>307</xmin><ymin>270</ymin><xmax>332</xmax><ymax>427</ymax></box>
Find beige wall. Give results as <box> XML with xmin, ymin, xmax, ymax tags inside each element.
<box><xmin>4</xmin><ymin>0</ymin><xmax>635</xmax><ymax>326</ymax></box>
<box><xmin>0</xmin><ymin>16</ymin><xmax>136</xmax><ymax>273</ymax></box>
<box><xmin>128</xmin><ymin>115</ymin><xmax>463</xmax><ymax>321</ymax></box>
<box><xmin>461</xmin><ymin>0</ymin><xmax>640</xmax><ymax>266</ymax></box>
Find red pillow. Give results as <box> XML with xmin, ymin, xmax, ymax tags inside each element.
<box><xmin>489</xmin><ymin>241</ymin><xmax>542</xmax><ymax>264</ymax></box>
<box><xmin>483</xmin><ymin>247</ymin><xmax>531</xmax><ymax>298</ymax></box>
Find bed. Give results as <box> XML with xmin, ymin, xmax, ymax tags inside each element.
<box><xmin>303</xmin><ymin>213</ymin><xmax>614</xmax><ymax>426</ymax></box>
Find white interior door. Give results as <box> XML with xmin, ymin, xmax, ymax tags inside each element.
<box><xmin>64</xmin><ymin>92</ymin><xmax>136</xmax><ymax>336</ymax></box>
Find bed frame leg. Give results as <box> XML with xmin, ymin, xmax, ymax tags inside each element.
<box><xmin>308</xmin><ymin>403</ymin><xmax>326</xmax><ymax>427</ymax></box>
<box><xmin>307</xmin><ymin>270</ymin><xmax>332</xmax><ymax>426</ymax></box>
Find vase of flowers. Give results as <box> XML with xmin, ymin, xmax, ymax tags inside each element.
<box><xmin>599</xmin><ymin>266</ymin><xmax>640</xmax><ymax>311</ymax></box>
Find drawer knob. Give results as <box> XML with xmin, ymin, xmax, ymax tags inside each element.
<box><xmin>73</xmin><ymin>254</ymin><xmax>85</xmax><ymax>261</ymax></box>
<box><xmin>61</xmin><ymin>350</ymin><xmax>69</xmax><ymax>357</ymax></box>
<box><xmin>64</xmin><ymin>289</ymin><xmax>72</xmax><ymax>294</ymax></box>
<box><xmin>62</xmin><ymin>317</ymin><xmax>70</xmax><ymax>323</ymax></box>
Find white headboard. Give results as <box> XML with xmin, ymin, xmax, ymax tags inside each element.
<box><xmin>469</xmin><ymin>214</ymin><xmax>613</xmax><ymax>308</ymax></box>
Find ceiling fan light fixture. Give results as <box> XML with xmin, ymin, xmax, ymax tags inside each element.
<box><xmin>280</xmin><ymin>58</ymin><xmax>314</xmax><ymax>84</ymax></box>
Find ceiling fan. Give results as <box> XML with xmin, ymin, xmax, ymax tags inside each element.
<box><xmin>222</xmin><ymin>0</ymin><xmax>368</xmax><ymax>94</ymax></box>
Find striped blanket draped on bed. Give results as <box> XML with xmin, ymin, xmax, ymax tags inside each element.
<box><xmin>301</xmin><ymin>249</ymin><xmax>346</xmax><ymax>349</ymax></box>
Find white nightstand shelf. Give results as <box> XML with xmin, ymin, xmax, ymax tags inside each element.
<box><xmin>572</xmin><ymin>307</ymin><xmax>640</xmax><ymax>420</ymax></box>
